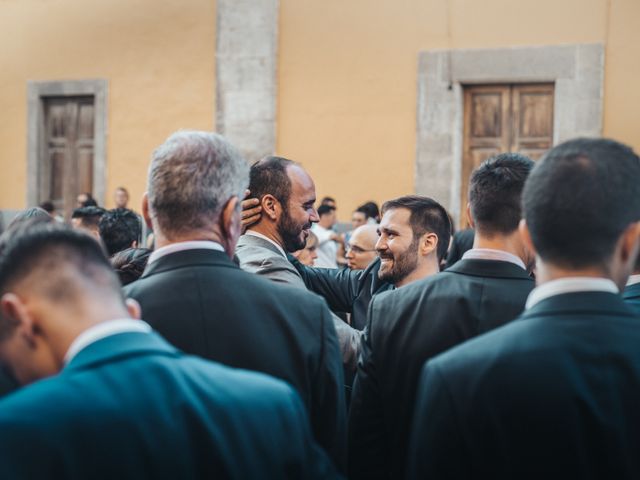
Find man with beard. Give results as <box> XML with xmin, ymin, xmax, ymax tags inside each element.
<box><xmin>124</xmin><ymin>134</ymin><xmax>346</xmax><ymax>471</ymax></box>
<box><xmin>348</xmin><ymin>154</ymin><xmax>535</xmax><ymax>480</ymax></box>
<box><xmin>235</xmin><ymin>156</ymin><xmax>319</xmax><ymax>286</ymax></box>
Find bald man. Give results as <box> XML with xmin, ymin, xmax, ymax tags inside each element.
<box><xmin>345</xmin><ymin>225</ymin><xmax>378</xmax><ymax>270</ymax></box>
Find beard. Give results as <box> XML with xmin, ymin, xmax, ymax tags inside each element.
<box><xmin>377</xmin><ymin>236</ymin><xmax>420</xmax><ymax>285</ymax></box>
<box><xmin>277</xmin><ymin>207</ymin><xmax>311</xmax><ymax>252</ymax></box>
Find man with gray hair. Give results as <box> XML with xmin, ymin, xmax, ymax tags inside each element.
<box><xmin>124</xmin><ymin>131</ymin><xmax>347</xmax><ymax>471</ymax></box>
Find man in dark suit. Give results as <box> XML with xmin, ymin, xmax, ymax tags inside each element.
<box><xmin>408</xmin><ymin>138</ymin><xmax>640</xmax><ymax>479</ymax></box>
<box><xmin>291</xmin><ymin>195</ymin><xmax>450</xmax><ymax>331</ymax></box>
<box><xmin>348</xmin><ymin>153</ymin><xmax>535</xmax><ymax>480</ymax></box>
<box><xmin>0</xmin><ymin>222</ymin><xmax>338</xmax><ymax>479</ymax></box>
<box><xmin>124</xmin><ymin>131</ymin><xmax>346</xmax><ymax>471</ymax></box>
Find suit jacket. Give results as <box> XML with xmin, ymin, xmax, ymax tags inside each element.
<box><xmin>124</xmin><ymin>249</ymin><xmax>346</xmax><ymax>471</ymax></box>
<box><xmin>236</xmin><ymin>234</ymin><xmax>362</xmax><ymax>374</ymax></box>
<box><xmin>349</xmin><ymin>258</ymin><xmax>534</xmax><ymax>480</ymax></box>
<box><xmin>408</xmin><ymin>291</ymin><xmax>640</xmax><ymax>479</ymax></box>
<box><xmin>0</xmin><ymin>331</ymin><xmax>339</xmax><ymax>479</ymax></box>
<box><xmin>623</xmin><ymin>281</ymin><xmax>640</xmax><ymax>312</ymax></box>
<box><xmin>235</xmin><ymin>233</ymin><xmax>306</xmax><ymax>287</ymax></box>
<box><xmin>291</xmin><ymin>256</ymin><xmax>393</xmax><ymax>330</ymax></box>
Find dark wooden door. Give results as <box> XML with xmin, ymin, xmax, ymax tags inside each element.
<box><xmin>461</xmin><ymin>83</ymin><xmax>554</xmax><ymax>225</ymax></box>
<box><xmin>41</xmin><ymin>96</ymin><xmax>95</xmax><ymax>219</ymax></box>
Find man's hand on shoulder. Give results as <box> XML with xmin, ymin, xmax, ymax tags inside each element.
<box><xmin>241</xmin><ymin>189</ymin><xmax>262</xmax><ymax>234</ymax></box>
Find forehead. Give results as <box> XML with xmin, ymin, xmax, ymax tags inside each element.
<box><xmin>352</xmin><ymin>211</ymin><xmax>366</xmax><ymax>218</ymax></box>
<box><xmin>351</xmin><ymin>227</ymin><xmax>377</xmax><ymax>246</ymax></box>
<box><xmin>380</xmin><ymin>208</ymin><xmax>412</xmax><ymax>231</ymax></box>
<box><xmin>287</xmin><ymin>165</ymin><xmax>316</xmax><ymax>201</ymax></box>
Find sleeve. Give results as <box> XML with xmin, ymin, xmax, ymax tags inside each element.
<box><xmin>347</xmin><ymin>296</ymin><xmax>389</xmax><ymax>480</ymax></box>
<box><xmin>288</xmin><ymin>254</ymin><xmax>362</xmax><ymax>312</ymax></box>
<box><xmin>406</xmin><ymin>361</ymin><xmax>470</xmax><ymax>479</ymax></box>
<box><xmin>310</xmin><ymin>302</ymin><xmax>348</xmax><ymax>473</ymax></box>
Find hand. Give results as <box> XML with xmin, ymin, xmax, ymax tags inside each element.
<box><xmin>241</xmin><ymin>190</ymin><xmax>262</xmax><ymax>234</ymax></box>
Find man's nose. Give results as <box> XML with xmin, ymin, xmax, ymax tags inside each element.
<box><xmin>310</xmin><ymin>209</ymin><xmax>319</xmax><ymax>223</ymax></box>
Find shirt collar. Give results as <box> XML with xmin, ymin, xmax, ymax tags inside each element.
<box><xmin>525</xmin><ymin>277</ymin><xmax>619</xmax><ymax>310</ymax></box>
<box><xmin>462</xmin><ymin>248</ymin><xmax>526</xmax><ymax>271</ymax></box>
<box><xmin>245</xmin><ymin>230</ymin><xmax>287</xmax><ymax>258</ymax></box>
<box><xmin>64</xmin><ymin>319</ymin><xmax>152</xmax><ymax>366</ymax></box>
<box><xmin>148</xmin><ymin>240</ymin><xmax>225</xmax><ymax>265</ymax></box>
<box><xmin>626</xmin><ymin>274</ymin><xmax>640</xmax><ymax>287</ymax></box>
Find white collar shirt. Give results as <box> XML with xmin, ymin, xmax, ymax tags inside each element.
<box><xmin>148</xmin><ymin>241</ymin><xmax>225</xmax><ymax>265</ymax></box>
<box><xmin>461</xmin><ymin>248</ymin><xmax>526</xmax><ymax>271</ymax></box>
<box><xmin>525</xmin><ymin>277</ymin><xmax>619</xmax><ymax>310</ymax></box>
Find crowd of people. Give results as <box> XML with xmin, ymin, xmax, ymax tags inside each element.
<box><xmin>0</xmin><ymin>131</ymin><xmax>639</xmax><ymax>479</ymax></box>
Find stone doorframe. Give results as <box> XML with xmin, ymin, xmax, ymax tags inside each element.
<box><xmin>415</xmin><ymin>43</ymin><xmax>605</xmax><ymax>223</ymax></box>
<box><xmin>27</xmin><ymin>79</ymin><xmax>108</xmax><ymax>207</ymax></box>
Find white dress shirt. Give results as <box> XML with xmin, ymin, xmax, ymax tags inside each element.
<box><xmin>626</xmin><ymin>274</ymin><xmax>640</xmax><ymax>287</ymax></box>
<box><xmin>312</xmin><ymin>224</ymin><xmax>338</xmax><ymax>269</ymax></box>
<box><xmin>462</xmin><ymin>248</ymin><xmax>526</xmax><ymax>270</ymax></box>
<box><xmin>245</xmin><ymin>230</ymin><xmax>287</xmax><ymax>258</ymax></box>
<box><xmin>64</xmin><ymin>318</ymin><xmax>152</xmax><ymax>365</ymax></box>
<box><xmin>148</xmin><ymin>240</ymin><xmax>225</xmax><ymax>265</ymax></box>
<box><xmin>525</xmin><ymin>277</ymin><xmax>619</xmax><ymax>310</ymax></box>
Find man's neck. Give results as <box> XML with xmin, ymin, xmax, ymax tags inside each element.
<box><xmin>153</xmin><ymin>228</ymin><xmax>226</xmax><ymax>252</ymax></box>
<box><xmin>473</xmin><ymin>231</ymin><xmax>525</xmax><ymax>262</ymax></box>
<box><xmin>247</xmin><ymin>222</ymin><xmax>285</xmax><ymax>250</ymax></box>
<box><xmin>395</xmin><ymin>259</ymin><xmax>440</xmax><ymax>288</ymax></box>
<box><xmin>534</xmin><ymin>261</ymin><xmax>613</xmax><ymax>285</ymax></box>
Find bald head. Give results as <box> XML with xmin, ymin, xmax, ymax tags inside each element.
<box><xmin>346</xmin><ymin>224</ymin><xmax>379</xmax><ymax>270</ymax></box>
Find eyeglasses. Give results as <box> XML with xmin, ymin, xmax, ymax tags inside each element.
<box><xmin>346</xmin><ymin>244</ymin><xmax>376</xmax><ymax>254</ymax></box>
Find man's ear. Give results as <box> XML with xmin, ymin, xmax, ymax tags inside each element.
<box><xmin>0</xmin><ymin>293</ymin><xmax>36</xmax><ymax>347</ymax></box>
<box><xmin>420</xmin><ymin>232</ymin><xmax>439</xmax><ymax>257</ymax></box>
<box><xmin>260</xmin><ymin>194</ymin><xmax>280</xmax><ymax>221</ymax></box>
<box><xmin>141</xmin><ymin>193</ymin><xmax>153</xmax><ymax>230</ymax></box>
<box><xmin>518</xmin><ymin>219</ymin><xmax>537</xmax><ymax>257</ymax></box>
<box><xmin>466</xmin><ymin>203</ymin><xmax>475</xmax><ymax>229</ymax></box>
<box><xmin>125</xmin><ymin>298</ymin><xmax>142</xmax><ymax>320</ymax></box>
<box><xmin>220</xmin><ymin>196</ymin><xmax>241</xmax><ymax>255</ymax></box>
<box><xmin>619</xmin><ymin>221</ymin><xmax>640</xmax><ymax>267</ymax></box>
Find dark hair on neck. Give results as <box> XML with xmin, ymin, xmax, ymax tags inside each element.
<box><xmin>110</xmin><ymin>247</ymin><xmax>151</xmax><ymax>286</ymax></box>
<box><xmin>317</xmin><ymin>204</ymin><xmax>336</xmax><ymax>217</ymax></box>
<box><xmin>381</xmin><ymin>195</ymin><xmax>452</xmax><ymax>261</ymax></box>
<box><xmin>249</xmin><ymin>156</ymin><xmax>296</xmax><ymax>206</ymax></box>
<box><xmin>523</xmin><ymin>137</ymin><xmax>640</xmax><ymax>269</ymax></box>
<box><xmin>469</xmin><ymin>152</ymin><xmax>534</xmax><ymax>236</ymax></box>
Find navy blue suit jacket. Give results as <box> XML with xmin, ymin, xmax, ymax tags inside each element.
<box><xmin>408</xmin><ymin>291</ymin><xmax>640</xmax><ymax>479</ymax></box>
<box><xmin>623</xmin><ymin>281</ymin><xmax>640</xmax><ymax>312</ymax></box>
<box><xmin>0</xmin><ymin>331</ymin><xmax>339</xmax><ymax>479</ymax></box>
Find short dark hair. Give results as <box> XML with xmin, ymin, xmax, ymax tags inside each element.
<box><xmin>72</xmin><ymin>206</ymin><xmax>106</xmax><ymax>229</ymax></box>
<box><xmin>38</xmin><ymin>201</ymin><xmax>55</xmax><ymax>214</ymax></box>
<box><xmin>355</xmin><ymin>206</ymin><xmax>370</xmax><ymax>218</ymax></box>
<box><xmin>523</xmin><ymin>137</ymin><xmax>640</xmax><ymax>269</ymax></box>
<box><xmin>110</xmin><ymin>247</ymin><xmax>151</xmax><ymax>286</ymax></box>
<box><xmin>321</xmin><ymin>197</ymin><xmax>336</xmax><ymax>205</ymax></box>
<box><xmin>0</xmin><ymin>222</ymin><xmax>122</xmax><ymax>340</ymax></box>
<box><xmin>249</xmin><ymin>156</ymin><xmax>296</xmax><ymax>206</ymax></box>
<box><xmin>317</xmin><ymin>204</ymin><xmax>336</xmax><ymax>217</ymax></box>
<box><xmin>360</xmin><ymin>202</ymin><xmax>380</xmax><ymax>221</ymax></box>
<box><xmin>381</xmin><ymin>195</ymin><xmax>451</xmax><ymax>261</ymax></box>
<box><xmin>469</xmin><ymin>153</ymin><xmax>534</xmax><ymax>236</ymax></box>
<box><xmin>98</xmin><ymin>208</ymin><xmax>142</xmax><ymax>256</ymax></box>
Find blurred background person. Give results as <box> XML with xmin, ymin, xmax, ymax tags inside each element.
<box><xmin>70</xmin><ymin>206</ymin><xmax>105</xmax><ymax>240</ymax></box>
<box><xmin>360</xmin><ymin>201</ymin><xmax>380</xmax><ymax>224</ymax></box>
<box><xmin>312</xmin><ymin>204</ymin><xmax>340</xmax><ymax>268</ymax></box>
<box><xmin>76</xmin><ymin>192</ymin><xmax>98</xmax><ymax>208</ymax></box>
<box><xmin>345</xmin><ymin>224</ymin><xmax>378</xmax><ymax>270</ymax></box>
<box><xmin>98</xmin><ymin>208</ymin><xmax>142</xmax><ymax>257</ymax></box>
<box><xmin>114</xmin><ymin>186</ymin><xmax>130</xmax><ymax>209</ymax></box>
<box><xmin>111</xmin><ymin>247</ymin><xmax>152</xmax><ymax>286</ymax></box>
<box><xmin>293</xmin><ymin>231</ymin><xmax>319</xmax><ymax>267</ymax></box>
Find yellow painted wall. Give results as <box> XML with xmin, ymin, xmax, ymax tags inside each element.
<box><xmin>278</xmin><ymin>0</ymin><xmax>639</xmax><ymax>220</ymax></box>
<box><xmin>0</xmin><ymin>0</ymin><xmax>216</xmax><ymax>212</ymax></box>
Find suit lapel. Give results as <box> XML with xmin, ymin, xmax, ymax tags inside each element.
<box><xmin>64</xmin><ymin>332</ymin><xmax>180</xmax><ymax>373</ymax></box>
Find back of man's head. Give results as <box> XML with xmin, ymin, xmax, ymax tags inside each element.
<box><xmin>523</xmin><ymin>137</ymin><xmax>640</xmax><ymax>270</ymax></box>
<box><xmin>99</xmin><ymin>208</ymin><xmax>142</xmax><ymax>256</ymax></box>
<box><xmin>381</xmin><ymin>195</ymin><xmax>452</xmax><ymax>262</ymax></box>
<box><xmin>249</xmin><ymin>156</ymin><xmax>296</xmax><ymax>208</ymax></box>
<box><xmin>71</xmin><ymin>206</ymin><xmax>106</xmax><ymax>231</ymax></box>
<box><xmin>0</xmin><ymin>222</ymin><xmax>124</xmax><ymax>341</ymax></box>
<box><xmin>148</xmin><ymin>131</ymin><xmax>248</xmax><ymax>237</ymax></box>
<box><xmin>469</xmin><ymin>153</ymin><xmax>534</xmax><ymax>237</ymax></box>
<box><xmin>317</xmin><ymin>204</ymin><xmax>335</xmax><ymax>218</ymax></box>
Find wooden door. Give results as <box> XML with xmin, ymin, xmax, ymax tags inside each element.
<box><xmin>461</xmin><ymin>83</ymin><xmax>554</xmax><ymax>225</ymax></box>
<box><xmin>41</xmin><ymin>96</ymin><xmax>95</xmax><ymax>219</ymax></box>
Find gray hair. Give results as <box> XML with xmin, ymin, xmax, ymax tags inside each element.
<box><xmin>147</xmin><ymin>131</ymin><xmax>249</xmax><ymax>235</ymax></box>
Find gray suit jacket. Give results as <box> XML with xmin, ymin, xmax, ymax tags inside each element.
<box><xmin>236</xmin><ymin>233</ymin><xmax>361</xmax><ymax>371</ymax></box>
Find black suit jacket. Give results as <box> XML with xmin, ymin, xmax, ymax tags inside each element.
<box><xmin>348</xmin><ymin>258</ymin><xmax>534</xmax><ymax>480</ymax></box>
<box><xmin>623</xmin><ymin>282</ymin><xmax>640</xmax><ymax>312</ymax></box>
<box><xmin>290</xmin><ymin>256</ymin><xmax>393</xmax><ymax>330</ymax></box>
<box><xmin>124</xmin><ymin>249</ymin><xmax>347</xmax><ymax>471</ymax></box>
<box><xmin>408</xmin><ymin>291</ymin><xmax>640</xmax><ymax>479</ymax></box>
